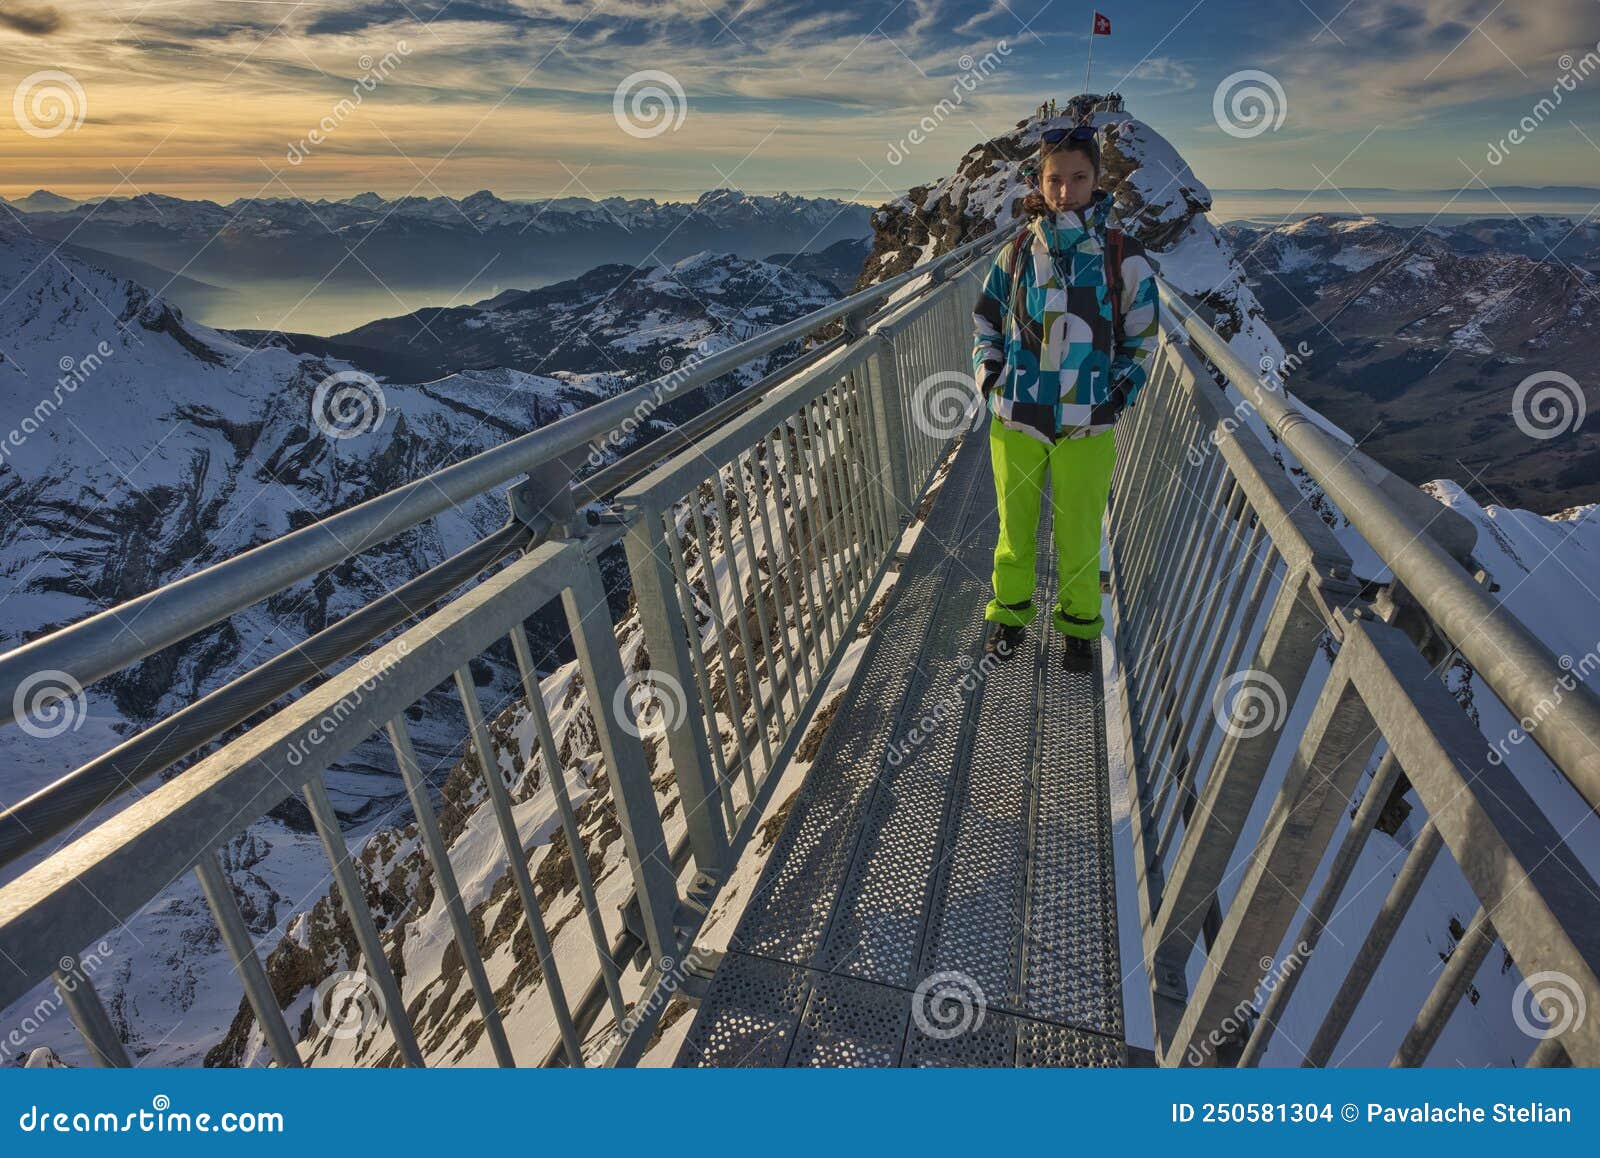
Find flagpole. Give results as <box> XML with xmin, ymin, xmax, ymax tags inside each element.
<box><xmin>1084</xmin><ymin>13</ymin><xmax>1095</xmax><ymax>96</ymax></box>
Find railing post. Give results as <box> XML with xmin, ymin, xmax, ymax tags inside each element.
<box><xmin>562</xmin><ymin>550</ymin><xmax>683</xmax><ymax>964</ymax></box>
<box><xmin>616</xmin><ymin>496</ymin><xmax>732</xmax><ymax>880</ymax></box>
<box><xmin>865</xmin><ymin>331</ymin><xmax>914</xmax><ymax>519</ymax></box>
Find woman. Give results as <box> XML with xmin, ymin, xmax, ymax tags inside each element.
<box><xmin>971</xmin><ymin>124</ymin><xmax>1159</xmax><ymax>673</ymax></box>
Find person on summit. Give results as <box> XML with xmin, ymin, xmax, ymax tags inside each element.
<box><xmin>970</xmin><ymin>124</ymin><xmax>1160</xmax><ymax>673</ymax></box>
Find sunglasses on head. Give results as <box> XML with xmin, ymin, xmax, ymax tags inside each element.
<box><xmin>1040</xmin><ymin>125</ymin><xmax>1098</xmax><ymax>145</ymax></box>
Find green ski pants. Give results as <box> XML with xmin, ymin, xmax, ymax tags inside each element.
<box><xmin>983</xmin><ymin>415</ymin><xmax>1117</xmax><ymax>639</ymax></box>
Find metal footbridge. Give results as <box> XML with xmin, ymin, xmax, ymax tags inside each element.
<box><xmin>1</xmin><ymin>226</ymin><xmax>1597</xmax><ymax>1069</ymax></box>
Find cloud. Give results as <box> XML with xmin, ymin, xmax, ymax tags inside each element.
<box><xmin>0</xmin><ymin>3</ymin><xmax>65</xmax><ymax>35</ymax></box>
<box><xmin>1129</xmin><ymin>57</ymin><xmax>1196</xmax><ymax>91</ymax></box>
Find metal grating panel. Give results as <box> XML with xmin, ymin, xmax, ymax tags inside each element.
<box><xmin>680</xmin><ymin>433</ymin><xmax>1126</xmax><ymax>1067</ymax></box>
<box><xmin>904</xmin><ymin>1003</ymin><xmax>1018</xmax><ymax>1068</ymax></box>
<box><xmin>675</xmin><ymin>952</ymin><xmax>810</xmax><ymax>1067</ymax></box>
<box><xmin>787</xmin><ymin>970</ymin><xmax>911</xmax><ymax>1067</ymax></box>
<box><xmin>1026</xmin><ymin>626</ymin><xmax>1123</xmax><ymax>1037</ymax></box>
<box><xmin>727</xmin><ymin>434</ymin><xmax>993</xmax><ymax>965</ymax></box>
<box><xmin>914</xmin><ymin>486</ymin><xmax>1048</xmax><ymax>1012</ymax></box>
<box><xmin>1016</xmin><ymin>1018</ymin><xmax>1124</xmax><ymax>1067</ymax></box>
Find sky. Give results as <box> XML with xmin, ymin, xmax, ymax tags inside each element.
<box><xmin>2</xmin><ymin>0</ymin><xmax>1600</xmax><ymax>205</ymax></box>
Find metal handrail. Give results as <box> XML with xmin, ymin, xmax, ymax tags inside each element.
<box><xmin>1159</xmin><ymin>282</ymin><xmax>1600</xmax><ymax>815</ymax></box>
<box><xmin>0</xmin><ymin>227</ymin><xmax>1005</xmax><ymax>727</ymax></box>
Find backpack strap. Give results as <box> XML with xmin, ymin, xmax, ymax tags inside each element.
<box><xmin>1106</xmin><ymin>227</ymin><xmax>1127</xmax><ymax>347</ymax></box>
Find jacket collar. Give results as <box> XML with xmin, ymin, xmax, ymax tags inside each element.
<box><xmin>1032</xmin><ymin>188</ymin><xmax>1112</xmax><ymax>252</ymax></box>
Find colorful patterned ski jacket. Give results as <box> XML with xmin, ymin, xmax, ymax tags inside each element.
<box><xmin>971</xmin><ymin>189</ymin><xmax>1160</xmax><ymax>445</ymax></box>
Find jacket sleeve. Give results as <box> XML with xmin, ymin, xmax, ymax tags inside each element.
<box><xmin>1109</xmin><ymin>240</ymin><xmax>1160</xmax><ymax>411</ymax></box>
<box><xmin>971</xmin><ymin>241</ymin><xmax>1012</xmax><ymax>397</ymax></box>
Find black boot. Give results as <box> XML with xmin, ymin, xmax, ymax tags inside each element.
<box><xmin>984</xmin><ymin>622</ymin><xmax>1027</xmax><ymax>662</ymax></box>
<box><xmin>1061</xmin><ymin>634</ymin><xmax>1095</xmax><ymax>673</ymax></box>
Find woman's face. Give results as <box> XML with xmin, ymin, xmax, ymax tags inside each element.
<box><xmin>1040</xmin><ymin>149</ymin><xmax>1097</xmax><ymax>214</ymax></box>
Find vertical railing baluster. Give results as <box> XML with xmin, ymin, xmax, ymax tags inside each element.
<box><xmin>452</xmin><ymin>665</ymin><xmax>585</xmax><ymax>1066</ymax></box>
<box><xmin>508</xmin><ymin>627</ymin><xmax>628</xmax><ymax>1024</ymax></box>
<box><xmin>689</xmin><ymin>494</ymin><xmax>758</xmax><ymax>801</ymax></box>
<box><xmin>195</xmin><ymin>851</ymin><xmax>302</xmax><ymax>1067</ymax></box>
<box><xmin>665</xmin><ymin>509</ymin><xmax>740</xmax><ymax>834</ymax></box>
<box><xmin>303</xmin><ymin>776</ymin><xmax>424</xmax><ymax>1067</ymax></box>
<box><xmin>387</xmin><ymin>715</ymin><xmax>516</xmax><ymax>1067</ymax></box>
<box><xmin>712</xmin><ymin>464</ymin><xmax>776</xmax><ymax>776</ymax></box>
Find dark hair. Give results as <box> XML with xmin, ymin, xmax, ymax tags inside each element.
<box><xmin>1022</xmin><ymin>136</ymin><xmax>1101</xmax><ymax>217</ymax></box>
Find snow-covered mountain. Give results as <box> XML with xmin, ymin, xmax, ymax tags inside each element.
<box><xmin>238</xmin><ymin>248</ymin><xmax>844</xmax><ymax>386</ymax></box>
<box><xmin>1220</xmin><ymin>214</ymin><xmax>1600</xmax><ymax>513</ymax></box>
<box><xmin>11</xmin><ymin>188</ymin><xmax>874</xmax><ymax>299</ymax></box>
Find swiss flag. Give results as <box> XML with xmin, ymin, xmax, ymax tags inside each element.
<box><xmin>1093</xmin><ymin>11</ymin><xmax>1111</xmax><ymax>34</ymax></box>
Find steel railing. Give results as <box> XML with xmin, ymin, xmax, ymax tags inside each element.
<box><xmin>0</xmin><ymin>228</ymin><xmax>1005</xmax><ymax>1068</ymax></box>
<box><xmin>1109</xmin><ymin>284</ymin><xmax>1600</xmax><ymax>1067</ymax></box>
<box><xmin>4</xmin><ymin>218</ymin><xmax>1596</xmax><ymax>1071</ymax></box>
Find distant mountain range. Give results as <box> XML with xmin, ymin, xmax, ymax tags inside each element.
<box><xmin>1212</xmin><ymin>185</ymin><xmax>1600</xmax><ymax>198</ymax></box>
<box><xmin>0</xmin><ymin>187</ymin><xmax>874</xmax><ymax>297</ymax></box>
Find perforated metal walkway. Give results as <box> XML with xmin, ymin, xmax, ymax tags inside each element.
<box><xmin>676</xmin><ymin>430</ymin><xmax>1125</xmax><ymax>1067</ymax></box>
